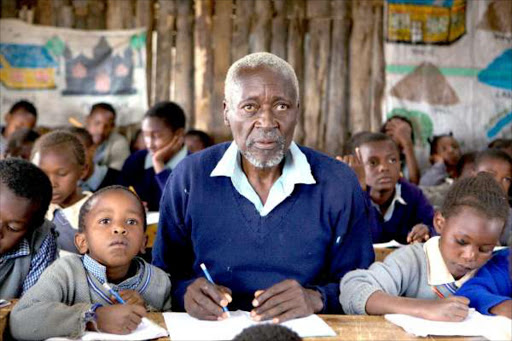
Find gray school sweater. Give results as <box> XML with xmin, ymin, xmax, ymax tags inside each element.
<box><xmin>339</xmin><ymin>243</ymin><xmax>437</xmax><ymax>315</ymax></box>
<box><xmin>10</xmin><ymin>254</ymin><xmax>172</xmax><ymax>340</ymax></box>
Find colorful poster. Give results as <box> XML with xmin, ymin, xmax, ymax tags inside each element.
<box><xmin>0</xmin><ymin>19</ymin><xmax>147</xmax><ymax>127</ymax></box>
<box><xmin>384</xmin><ymin>0</ymin><xmax>512</xmax><ymax>167</ymax></box>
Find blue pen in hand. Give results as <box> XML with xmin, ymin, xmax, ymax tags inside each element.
<box><xmin>102</xmin><ymin>282</ymin><xmax>126</xmax><ymax>304</ymax></box>
<box><xmin>200</xmin><ymin>263</ymin><xmax>230</xmax><ymax>317</ymax></box>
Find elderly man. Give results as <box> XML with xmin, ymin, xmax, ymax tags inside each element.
<box><xmin>152</xmin><ymin>52</ymin><xmax>374</xmax><ymax>322</ymax></box>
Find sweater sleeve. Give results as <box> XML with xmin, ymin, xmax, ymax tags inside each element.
<box><xmin>419</xmin><ymin>162</ymin><xmax>448</xmax><ymax>186</ymax></box>
<box><xmin>339</xmin><ymin>245</ymin><xmax>423</xmax><ymax>315</ymax></box>
<box><xmin>9</xmin><ymin>260</ymin><xmax>92</xmax><ymax>340</ymax></box>
<box><xmin>155</xmin><ymin>168</ymin><xmax>172</xmax><ymax>190</ymax></box>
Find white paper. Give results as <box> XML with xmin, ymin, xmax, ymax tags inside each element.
<box><xmin>146</xmin><ymin>212</ymin><xmax>160</xmax><ymax>225</ymax></box>
<box><xmin>373</xmin><ymin>240</ymin><xmax>406</xmax><ymax>249</ymax></box>
<box><xmin>46</xmin><ymin>317</ymin><xmax>168</xmax><ymax>341</ymax></box>
<box><xmin>385</xmin><ymin>309</ymin><xmax>512</xmax><ymax>340</ymax></box>
<box><xmin>163</xmin><ymin>310</ymin><xmax>336</xmax><ymax>340</ymax></box>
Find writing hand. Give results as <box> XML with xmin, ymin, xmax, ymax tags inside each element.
<box><xmin>95</xmin><ymin>304</ymin><xmax>147</xmax><ymax>334</ymax></box>
<box><xmin>184</xmin><ymin>277</ymin><xmax>232</xmax><ymax>321</ymax></box>
<box><xmin>420</xmin><ymin>296</ymin><xmax>469</xmax><ymax>322</ymax></box>
<box><xmin>115</xmin><ymin>290</ymin><xmax>146</xmax><ymax>308</ymax></box>
<box><xmin>251</xmin><ymin>279</ymin><xmax>323</xmax><ymax>323</ymax></box>
<box><xmin>407</xmin><ymin>224</ymin><xmax>430</xmax><ymax>244</ymax></box>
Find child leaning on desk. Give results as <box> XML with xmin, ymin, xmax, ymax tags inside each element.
<box><xmin>339</xmin><ymin>173</ymin><xmax>509</xmax><ymax>321</ymax></box>
<box><xmin>9</xmin><ymin>185</ymin><xmax>172</xmax><ymax>340</ymax></box>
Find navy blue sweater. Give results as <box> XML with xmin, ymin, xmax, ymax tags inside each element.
<box><xmin>152</xmin><ymin>143</ymin><xmax>375</xmax><ymax>313</ymax></box>
<box><xmin>120</xmin><ymin>149</ymin><xmax>171</xmax><ymax>211</ymax></box>
<box><xmin>457</xmin><ymin>249</ymin><xmax>511</xmax><ymax>315</ymax></box>
<box><xmin>368</xmin><ymin>179</ymin><xmax>435</xmax><ymax>244</ymax></box>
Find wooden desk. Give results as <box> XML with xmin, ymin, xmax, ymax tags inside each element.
<box><xmin>147</xmin><ymin>313</ymin><xmax>486</xmax><ymax>341</ymax></box>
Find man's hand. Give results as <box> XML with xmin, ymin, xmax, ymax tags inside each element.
<box><xmin>184</xmin><ymin>277</ymin><xmax>232</xmax><ymax>321</ymax></box>
<box><xmin>407</xmin><ymin>224</ymin><xmax>430</xmax><ymax>244</ymax></box>
<box><xmin>250</xmin><ymin>279</ymin><xmax>323</xmax><ymax>323</ymax></box>
<box><xmin>95</xmin><ymin>304</ymin><xmax>147</xmax><ymax>334</ymax></box>
<box><xmin>336</xmin><ymin>148</ymin><xmax>366</xmax><ymax>191</ymax></box>
<box><xmin>418</xmin><ymin>296</ymin><xmax>469</xmax><ymax>322</ymax></box>
<box><xmin>152</xmin><ymin>135</ymin><xmax>184</xmax><ymax>174</ymax></box>
<box><xmin>115</xmin><ymin>290</ymin><xmax>145</xmax><ymax>308</ymax></box>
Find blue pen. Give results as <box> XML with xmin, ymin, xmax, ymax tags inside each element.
<box><xmin>200</xmin><ymin>263</ymin><xmax>230</xmax><ymax>317</ymax></box>
<box><xmin>103</xmin><ymin>282</ymin><xmax>126</xmax><ymax>304</ymax></box>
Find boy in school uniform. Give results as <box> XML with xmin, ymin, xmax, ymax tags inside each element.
<box><xmin>0</xmin><ymin>159</ymin><xmax>58</xmax><ymax>298</ymax></box>
<box><xmin>340</xmin><ymin>132</ymin><xmax>435</xmax><ymax>244</ymax></box>
<box><xmin>339</xmin><ymin>173</ymin><xmax>509</xmax><ymax>321</ymax></box>
<box><xmin>456</xmin><ymin>248</ymin><xmax>511</xmax><ymax>319</ymax></box>
<box><xmin>67</xmin><ymin>127</ymin><xmax>120</xmax><ymax>192</ymax></box>
<box><xmin>0</xmin><ymin>100</ymin><xmax>38</xmax><ymax>158</ymax></box>
<box><xmin>31</xmin><ymin>130</ymin><xmax>92</xmax><ymax>254</ymax></box>
<box><xmin>85</xmin><ymin>103</ymin><xmax>130</xmax><ymax>171</ymax></box>
<box><xmin>9</xmin><ymin>185</ymin><xmax>172</xmax><ymax>340</ymax></box>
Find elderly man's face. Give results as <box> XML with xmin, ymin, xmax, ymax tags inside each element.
<box><xmin>224</xmin><ymin>67</ymin><xmax>299</xmax><ymax>169</ymax></box>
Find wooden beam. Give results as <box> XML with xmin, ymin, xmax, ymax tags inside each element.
<box><xmin>271</xmin><ymin>0</ymin><xmax>287</xmax><ymax>59</ymax></box>
<box><xmin>251</xmin><ymin>0</ymin><xmax>272</xmax><ymax>52</ymax></box>
<box><xmin>36</xmin><ymin>0</ymin><xmax>54</xmax><ymax>26</ymax></box>
<box><xmin>155</xmin><ymin>0</ymin><xmax>175</xmax><ymax>102</ymax></box>
<box><xmin>232</xmin><ymin>0</ymin><xmax>252</xmax><ymax>62</ymax></box>
<box><xmin>1</xmin><ymin>0</ymin><xmax>17</xmax><ymax>18</ymax></box>
<box><xmin>135</xmin><ymin>0</ymin><xmax>154</xmax><ymax>107</ymax></box>
<box><xmin>106</xmin><ymin>0</ymin><xmax>123</xmax><ymax>29</ymax></box>
<box><xmin>174</xmin><ymin>0</ymin><xmax>194</xmax><ymax>125</ymax></box>
<box><xmin>87</xmin><ymin>0</ymin><xmax>106</xmax><ymax>29</ymax></box>
<box><xmin>73</xmin><ymin>0</ymin><xmax>89</xmax><ymax>29</ymax></box>
<box><xmin>370</xmin><ymin>3</ymin><xmax>384</xmax><ymax>132</ymax></box>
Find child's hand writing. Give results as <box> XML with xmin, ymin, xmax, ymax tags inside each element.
<box><xmin>115</xmin><ymin>290</ymin><xmax>146</xmax><ymax>308</ymax></box>
<box><xmin>95</xmin><ymin>304</ymin><xmax>147</xmax><ymax>334</ymax></box>
<box><xmin>420</xmin><ymin>296</ymin><xmax>469</xmax><ymax>322</ymax></box>
<box><xmin>407</xmin><ymin>224</ymin><xmax>430</xmax><ymax>244</ymax></box>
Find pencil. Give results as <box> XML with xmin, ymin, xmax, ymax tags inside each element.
<box><xmin>200</xmin><ymin>263</ymin><xmax>230</xmax><ymax>317</ymax></box>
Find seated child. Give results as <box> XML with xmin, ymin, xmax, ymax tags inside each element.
<box><xmin>474</xmin><ymin>148</ymin><xmax>512</xmax><ymax>246</ymax></box>
<box><xmin>0</xmin><ymin>100</ymin><xmax>38</xmax><ymax>157</ymax></box>
<box><xmin>120</xmin><ymin>101</ymin><xmax>188</xmax><ymax>211</ymax></box>
<box><xmin>339</xmin><ymin>173</ymin><xmax>508</xmax><ymax>321</ymax></box>
<box><xmin>420</xmin><ymin>133</ymin><xmax>461</xmax><ymax>186</ymax></box>
<box><xmin>85</xmin><ymin>102</ymin><xmax>130</xmax><ymax>171</ymax></box>
<box><xmin>31</xmin><ymin>130</ymin><xmax>92</xmax><ymax>254</ymax></box>
<box><xmin>67</xmin><ymin>127</ymin><xmax>120</xmax><ymax>192</ymax></box>
<box><xmin>0</xmin><ymin>158</ymin><xmax>57</xmax><ymax>298</ymax></box>
<box><xmin>9</xmin><ymin>185</ymin><xmax>172</xmax><ymax>340</ymax></box>
<box><xmin>3</xmin><ymin>128</ymin><xmax>40</xmax><ymax>160</ymax></box>
<box><xmin>185</xmin><ymin>129</ymin><xmax>213</xmax><ymax>154</ymax></box>
<box><xmin>381</xmin><ymin>115</ymin><xmax>420</xmax><ymax>184</ymax></box>
<box><xmin>340</xmin><ymin>132</ymin><xmax>434</xmax><ymax>244</ymax></box>
<box><xmin>233</xmin><ymin>324</ymin><xmax>302</xmax><ymax>341</ymax></box>
<box><xmin>130</xmin><ymin>128</ymin><xmax>146</xmax><ymax>153</ymax></box>
<box><xmin>456</xmin><ymin>248</ymin><xmax>511</xmax><ymax>319</ymax></box>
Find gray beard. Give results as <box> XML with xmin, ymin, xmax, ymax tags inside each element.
<box><xmin>241</xmin><ymin>131</ymin><xmax>286</xmax><ymax>169</ymax></box>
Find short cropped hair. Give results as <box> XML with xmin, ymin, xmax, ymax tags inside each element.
<box><xmin>440</xmin><ymin>172</ymin><xmax>509</xmax><ymax>225</ymax></box>
<box><xmin>144</xmin><ymin>101</ymin><xmax>186</xmax><ymax>132</ymax></box>
<box><xmin>351</xmin><ymin>132</ymin><xmax>399</xmax><ymax>154</ymax></box>
<box><xmin>31</xmin><ymin>130</ymin><xmax>86</xmax><ymax>167</ymax></box>
<box><xmin>475</xmin><ymin>148</ymin><xmax>512</xmax><ymax>169</ymax></box>
<box><xmin>0</xmin><ymin>158</ymin><xmax>52</xmax><ymax>228</ymax></box>
<box><xmin>78</xmin><ymin>185</ymin><xmax>147</xmax><ymax>233</ymax></box>
<box><xmin>66</xmin><ymin>127</ymin><xmax>94</xmax><ymax>149</ymax></box>
<box><xmin>233</xmin><ymin>324</ymin><xmax>302</xmax><ymax>341</ymax></box>
<box><xmin>428</xmin><ymin>132</ymin><xmax>454</xmax><ymax>156</ymax></box>
<box><xmin>185</xmin><ymin>129</ymin><xmax>213</xmax><ymax>148</ymax></box>
<box><xmin>9</xmin><ymin>100</ymin><xmax>37</xmax><ymax>118</ymax></box>
<box><xmin>224</xmin><ymin>52</ymin><xmax>299</xmax><ymax>108</ymax></box>
<box><xmin>90</xmin><ymin>102</ymin><xmax>116</xmax><ymax>119</ymax></box>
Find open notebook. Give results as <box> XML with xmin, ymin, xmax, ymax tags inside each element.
<box><xmin>163</xmin><ymin>310</ymin><xmax>336</xmax><ymax>340</ymax></box>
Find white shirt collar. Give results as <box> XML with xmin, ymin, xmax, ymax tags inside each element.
<box><xmin>371</xmin><ymin>182</ymin><xmax>407</xmax><ymax>222</ymax></box>
<box><xmin>211</xmin><ymin>141</ymin><xmax>316</xmax><ymax>216</ymax></box>
<box><xmin>144</xmin><ymin>145</ymin><xmax>188</xmax><ymax>170</ymax></box>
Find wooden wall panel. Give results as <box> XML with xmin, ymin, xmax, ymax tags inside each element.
<box><xmin>251</xmin><ymin>0</ymin><xmax>271</xmax><ymax>52</ymax></box>
<box><xmin>231</xmin><ymin>0</ymin><xmax>251</xmax><ymax>62</ymax></box>
<box><xmin>155</xmin><ymin>0</ymin><xmax>175</xmax><ymax>102</ymax></box>
<box><xmin>271</xmin><ymin>0</ymin><xmax>287</xmax><ymax>59</ymax></box>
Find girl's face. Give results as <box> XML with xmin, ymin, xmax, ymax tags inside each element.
<box><xmin>33</xmin><ymin>146</ymin><xmax>86</xmax><ymax>208</ymax></box>
<box><xmin>435</xmin><ymin>207</ymin><xmax>504</xmax><ymax>280</ymax></box>
<box><xmin>436</xmin><ymin>136</ymin><xmax>461</xmax><ymax>166</ymax></box>
<box><xmin>476</xmin><ymin>158</ymin><xmax>512</xmax><ymax>194</ymax></box>
<box><xmin>141</xmin><ymin>117</ymin><xmax>178</xmax><ymax>155</ymax></box>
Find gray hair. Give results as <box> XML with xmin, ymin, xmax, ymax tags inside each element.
<box><xmin>224</xmin><ymin>52</ymin><xmax>300</xmax><ymax>108</ymax></box>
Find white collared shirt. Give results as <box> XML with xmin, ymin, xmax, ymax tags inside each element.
<box><xmin>144</xmin><ymin>145</ymin><xmax>188</xmax><ymax>170</ymax></box>
<box><xmin>371</xmin><ymin>183</ymin><xmax>407</xmax><ymax>222</ymax></box>
<box><xmin>210</xmin><ymin>141</ymin><xmax>316</xmax><ymax>216</ymax></box>
<box><xmin>423</xmin><ymin>236</ymin><xmax>476</xmax><ymax>287</ymax></box>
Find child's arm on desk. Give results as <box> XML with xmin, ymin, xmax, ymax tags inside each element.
<box><xmin>365</xmin><ymin>291</ymin><xmax>469</xmax><ymax>321</ymax></box>
<box><xmin>490</xmin><ymin>300</ymin><xmax>512</xmax><ymax>319</ymax></box>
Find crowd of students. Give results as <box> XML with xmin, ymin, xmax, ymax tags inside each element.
<box><xmin>0</xmin><ymin>52</ymin><xmax>511</xmax><ymax>340</ymax></box>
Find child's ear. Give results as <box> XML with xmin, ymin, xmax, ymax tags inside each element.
<box><xmin>223</xmin><ymin>101</ymin><xmax>230</xmax><ymax>127</ymax></box>
<box><xmin>4</xmin><ymin>112</ymin><xmax>11</xmax><ymax>125</ymax></box>
<box><xmin>80</xmin><ymin>163</ymin><xmax>90</xmax><ymax>180</ymax></box>
<box><xmin>433</xmin><ymin>211</ymin><xmax>446</xmax><ymax>235</ymax></box>
<box><xmin>139</xmin><ymin>234</ymin><xmax>148</xmax><ymax>254</ymax></box>
<box><xmin>74</xmin><ymin>232</ymin><xmax>89</xmax><ymax>254</ymax></box>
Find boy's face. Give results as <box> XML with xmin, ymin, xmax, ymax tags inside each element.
<box><xmin>434</xmin><ymin>207</ymin><xmax>504</xmax><ymax>280</ymax></box>
<box><xmin>359</xmin><ymin>140</ymin><xmax>401</xmax><ymax>192</ymax></box>
<box><xmin>75</xmin><ymin>190</ymin><xmax>146</xmax><ymax>272</ymax></box>
<box><xmin>436</xmin><ymin>136</ymin><xmax>460</xmax><ymax>166</ymax></box>
<box><xmin>0</xmin><ymin>183</ymin><xmax>39</xmax><ymax>254</ymax></box>
<box><xmin>476</xmin><ymin>158</ymin><xmax>512</xmax><ymax>194</ymax></box>
<box><xmin>86</xmin><ymin>109</ymin><xmax>115</xmax><ymax>146</ymax></box>
<box><xmin>142</xmin><ymin>117</ymin><xmax>182</xmax><ymax>155</ymax></box>
<box><xmin>32</xmin><ymin>147</ymin><xmax>87</xmax><ymax>208</ymax></box>
<box><xmin>4</xmin><ymin>110</ymin><xmax>36</xmax><ymax>138</ymax></box>
<box><xmin>185</xmin><ymin>135</ymin><xmax>205</xmax><ymax>154</ymax></box>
